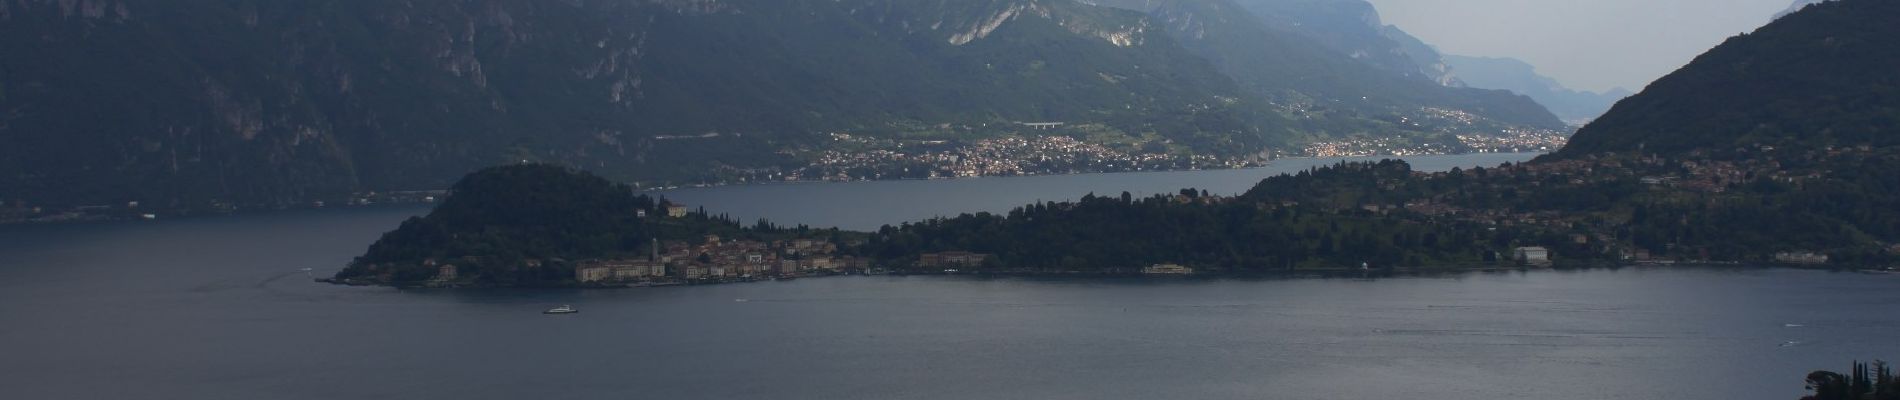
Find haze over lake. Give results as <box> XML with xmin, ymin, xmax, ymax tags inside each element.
<box><xmin>3</xmin><ymin>153</ymin><xmax>1894</xmax><ymax>400</ymax></box>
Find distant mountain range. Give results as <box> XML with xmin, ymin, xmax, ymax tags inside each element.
<box><xmin>1444</xmin><ymin>55</ymin><xmax>1632</xmax><ymax>124</ymax></box>
<box><xmin>1557</xmin><ymin>0</ymin><xmax>1899</xmax><ymax>157</ymax></box>
<box><xmin>0</xmin><ymin>0</ymin><xmax>1561</xmax><ymax>209</ymax></box>
<box><xmin>1089</xmin><ymin>0</ymin><xmax>1560</xmax><ymax>131</ymax></box>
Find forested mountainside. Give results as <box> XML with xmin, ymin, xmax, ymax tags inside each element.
<box><xmin>876</xmin><ymin>0</ymin><xmax>1900</xmax><ymax>272</ymax></box>
<box><xmin>0</xmin><ymin>0</ymin><xmax>1272</xmax><ymax>208</ymax></box>
<box><xmin>1</xmin><ymin>0</ymin><xmax>1567</xmax><ymax>212</ymax></box>
<box><xmin>1555</xmin><ymin>0</ymin><xmax>1900</xmax><ymax>158</ymax></box>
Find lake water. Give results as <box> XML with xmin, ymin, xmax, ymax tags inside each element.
<box><xmin>3</xmin><ymin>153</ymin><xmax>1897</xmax><ymax>400</ymax></box>
<box><xmin>652</xmin><ymin>153</ymin><xmax>1540</xmax><ymax>231</ymax></box>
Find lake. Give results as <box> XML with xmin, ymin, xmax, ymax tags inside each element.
<box><xmin>650</xmin><ymin>153</ymin><xmax>1540</xmax><ymax>231</ymax></box>
<box><xmin>2</xmin><ymin>153</ymin><xmax>1896</xmax><ymax>400</ymax></box>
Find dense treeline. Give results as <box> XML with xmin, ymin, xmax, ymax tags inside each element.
<box><xmin>1563</xmin><ymin>153</ymin><xmax>1900</xmax><ymax>263</ymax></box>
<box><xmin>1616</xmin><ymin>177</ymin><xmax>1900</xmax><ymax>264</ymax></box>
<box><xmin>1266</xmin><ymin>155</ymin><xmax>1900</xmax><ymax>264</ymax></box>
<box><xmin>865</xmin><ymin>186</ymin><xmax>1529</xmax><ymax>272</ymax></box>
<box><xmin>1241</xmin><ymin>160</ymin><xmax>1430</xmax><ymax>208</ymax></box>
<box><xmin>1803</xmin><ymin>360</ymin><xmax>1900</xmax><ymax>400</ymax></box>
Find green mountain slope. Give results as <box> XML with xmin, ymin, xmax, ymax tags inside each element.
<box><xmin>1555</xmin><ymin>0</ymin><xmax>1900</xmax><ymax>158</ymax></box>
<box><xmin>0</xmin><ymin>0</ymin><xmax>1264</xmax><ymax>208</ymax></box>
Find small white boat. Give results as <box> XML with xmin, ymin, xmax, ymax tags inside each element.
<box><xmin>543</xmin><ymin>305</ymin><xmax>578</xmax><ymax>314</ymax></box>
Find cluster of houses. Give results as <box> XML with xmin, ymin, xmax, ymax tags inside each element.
<box><xmin>574</xmin><ymin>235</ymin><xmax>867</xmax><ymax>284</ymax></box>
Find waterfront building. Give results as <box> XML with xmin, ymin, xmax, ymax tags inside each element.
<box><xmin>1142</xmin><ymin>264</ymin><xmax>1194</xmax><ymax>275</ymax></box>
<box><xmin>576</xmin><ymin>260</ymin><xmax>667</xmax><ymax>283</ymax></box>
<box><xmin>919</xmin><ymin>251</ymin><xmax>991</xmax><ymax>268</ymax></box>
<box><xmin>1515</xmin><ymin>247</ymin><xmax>1553</xmax><ymax>267</ymax></box>
<box><xmin>1773</xmin><ymin>251</ymin><xmax>1830</xmax><ymax>265</ymax></box>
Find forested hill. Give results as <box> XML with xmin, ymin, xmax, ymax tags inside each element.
<box><xmin>340</xmin><ymin>164</ymin><xmax>666</xmax><ymax>285</ymax></box>
<box><xmin>0</xmin><ymin>0</ymin><xmax>1264</xmax><ymax>208</ymax></box>
<box><xmin>337</xmin><ymin>163</ymin><xmax>832</xmax><ymax>286</ymax></box>
<box><xmin>1554</xmin><ymin>0</ymin><xmax>1900</xmax><ymax>158</ymax></box>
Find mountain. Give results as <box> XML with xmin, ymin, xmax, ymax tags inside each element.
<box><xmin>1089</xmin><ymin>0</ymin><xmax>1564</xmax><ymax>134</ymax></box>
<box><xmin>1444</xmin><ymin>55</ymin><xmax>1633</xmax><ymax>124</ymax></box>
<box><xmin>1775</xmin><ymin>0</ymin><xmax>1838</xmax><ymax>19</ymax></box>
<box><xmin>1231</xmin><ymin>0</ymin><xmax>1454</xmax><ymax>85</ymax></box>
<box><xmin>1556</xmin><ymin>0</ymin><xmax>1900</xmax><ymax>158</ymax></box>
<box><xmin>889</xmin><ymin>0</ymin><xmax>1900</xmax><ymax>273</ymax></box>
<box><xmin>0</xmin><ymin>0</ymin><xmax>1268</xmax><ymax>208</ymax></box>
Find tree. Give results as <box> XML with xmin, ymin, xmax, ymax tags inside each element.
<box><xmin>1803</xmin><ymin>360</ymin><xmax>1900</xmax><ymax>400</ymax></box>
<box><xmin>1807</xmin><ymin>371</ymin><xmax>1849</xmax><ymax>400</ymax></box>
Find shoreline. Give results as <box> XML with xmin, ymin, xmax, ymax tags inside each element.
<box><xmin>638</xmin><ymin>152</ymin><xmax>1548</xmax><ymax>193</ymax></box>
<box><xmin>3</xmin><ymin>152</ymin><xmax>1545</xmax><ymax>226</ymax></box>
<box><xmin>317</xmin><ymin>262</ymin><xmax>1896</xmax><ymax>290</ymax></box>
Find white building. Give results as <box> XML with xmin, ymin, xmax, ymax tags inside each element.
<box><xmin>1515</xmin><ymin>247</ymin><xmax>1552</xmax><ymax>267</ymax></box>
<box><xmin>1773</xmin><ymin>252</ymin><xmax>1829</xmax><ymax>265</ymax></box>
<box><xmin>1142</xmin><ymin>264</ymin><xmax>1194</xmax><ymax>275</ymax></box>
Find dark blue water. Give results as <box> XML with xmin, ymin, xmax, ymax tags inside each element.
<box><xmin>651</xmin><ymin>153</ymin><xmax>1540</xmax><ymax>230</ymax></box>
<box><xmin>3</xmin><ymin>154</ymin><xmax>1897</xmax><ymax>400</ymax></box>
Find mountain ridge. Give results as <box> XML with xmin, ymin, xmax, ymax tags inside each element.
<box><xmin>1554</xmin><ymin>0</ymin><xmax>1900</xmax><ymax>158</ymax></box>
<box><xmin>1775</xmin><ymin>0</ymin><xmax>1837</xmax><ymax>19</ymax></box>
<box><xmin>1444</xmin><ymin>55</ymin><xmax>1631</xmax><ymax>124</ymax></box>
<box><xmin>1088</xmin><ymin>0</ymin><xmax>1563</xmax><ymax>131</ymax></box>
<box><xmin>0</xmin><ymin>0</ymin><xmax>1265</xmax><ymax>208</ymax></box>
<box><xmin>0</xmin><ymin>0</ymin><xmax>1566</xmax><ymax>212</ymax></box>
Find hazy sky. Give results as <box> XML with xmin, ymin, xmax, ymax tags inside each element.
<box><xmin>1366</xmin><ymin>0</ymin><xmax>1795</xmax><ymax>93</ymax></box>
